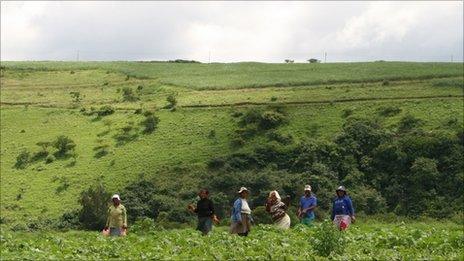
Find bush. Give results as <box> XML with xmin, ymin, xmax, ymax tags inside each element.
<box><xmin>53</xmin><ymin>135</ymin><xmax>76</xmax><ymax>157</ymax></box>
<box><xmin>122</xmin><ymin>87</ymin><xmax>139</xmax><ymax>102</ymax></box>
<box><xmin>266</xmin><ymin>131</ymin><xmax>293</xmax><ymax>145</ymax></box>
<box><xmin>398</xmin><ymin>115</ymin><xmax>422</xmax><ymax>132</ymax></box>
<box><xmin>141</xmin><ymin>114</ymin><xmax>160</xmax><ymax>134</ymax></box>
<box><xmin>165</xmin><ymin>94</ymin><xmax>177</xmax><ymax>109</ymax></box>
<box><xmin>312</xmin><ymin>220</ymin><xmax>346</xmax><ymax>257</ymax></box>
<box><xmin>45</xmin><ymin>154</ymin><xmax>55</xmax><ymax>164</ymax></box>
<box><xmin>342</xmin><ymin>108</ymin><xmax>354</xmax><ymax>118</ymax></box>
<box><xmin>78</xmin><ymin>183</ymin><xmax>111</xmax><ymax>230</ymax></box>
<box><xmin>252</xmin><ymin>206</ymin><xmax>272</xmax><ymax>224</ymax></box>
<box><xmin>15</xmin><ymin>149</ymin><xmax>30</xmax><ymax>169</ymax></box>
<box><xmin>96</xmin><ymin>105</ymin><xmax>115</xmax><ymax>117</ymax></box>
<box><xmin>69</xmin><ymin>91</ymin><xmax>82</xmax><ymax>103</ymax></box>
<box><xmin>93</xmin><ymin>144</ymin><xmax>110</xmax><ymax>158</ymax></box>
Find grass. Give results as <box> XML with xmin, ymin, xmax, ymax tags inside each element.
<box><xmin>1</xmin><ymin>221</ymin><xmax>462</xmax><ymax>260</ymax></box>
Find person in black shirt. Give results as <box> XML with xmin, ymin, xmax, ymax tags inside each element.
<box><xmin>187</xmin><ymin>188</ymin><xmax>219</xmax><ymax>235</ymax></box>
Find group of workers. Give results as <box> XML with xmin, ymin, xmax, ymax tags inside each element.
<box><xmin>104</xmin><ymin>185</ymin><xmax>355</xmax><ymax>236</ymax></box>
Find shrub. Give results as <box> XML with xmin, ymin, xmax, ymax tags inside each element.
<box><xmin>56</xmin><ymin>210</ymin><xmax>80</xmax><ymax>230</ymax></box>
<box><xmin>165</xmin><ymin>94</ymin><xmax>177</xmax><ymax>110</ymax></box>
<box><xmin>113</xmin><ymin>123</ymin><xmax>139</xmax><ymax>146</ymax></box>
<box><xmin>93</xmin><ymin>144</ymin><xmax>110</xmax><ymax>158</ymax></box>
<box><xmin>312</xmin><ymin>220</ymin><xmax>346</xmax><ymax>257</ymax></box>
<box><xmin>96</xmin><ymin>105</ymin><xmax>115</xmax><ymax>117</ymax></box>
<box><xmin>78</xmin><ymin>183</ymin><xmax>111</xmax><ymax>230</ymax></box>
<box><xmin>398</xmin><ymin>115</ymin><xmax>422</xmax><ymax>132</ymax></box>
<box><xmin>141</xmin><ymin>114</ymin><xmax>160</xmax><ymax>134</ymax></box>
<box><xmin>342</xmin><ymin>108</ymin><xmax>354</xmax><ymax>118</ymax></box>
<box><xmin>45</xmin><ymin>154</ymin><xmax>55</xmax><ymax>164</ymax></box>
<box><xmin>122</xmin><ymin>87</ymin><xmax>139</xmax><ymax>102</ymax></box>
<box><xmin>308</xmin><ymin>58</ymin><xmax>320</xmax><ymax>63</ymax></box>
<box><xmin>15</xmin><ymin>149</ymin><xmax>30</xmax><ymax>169</ymax></box>
<box><xmin>259</xmin><ymin>110</ymin><xmax>288</xmax><ymax>130</ymax></box>
<box><xmin>266</xmin><ymin>131</ymin><xmax>293</xmax><ymax>145</ymax></box>
<box><xmin>69</xmin><ymin>92</ymin><xmax>82</xmax><ymax>103</ymax></box>
<box><xmin>53</xmin><ymin>135</ymin><xmax>76</xmax><ymax>157</ymax></box>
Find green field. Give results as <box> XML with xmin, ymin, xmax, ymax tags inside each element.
<box><xmin>1</xmin><ymin>221</ymin><xmax>462</xmax><ymax>260</ymax></box>
<box><xmin>1</xmin><ymin>61</ymin><xmax>463</xmax><ymax>259</ymax></box>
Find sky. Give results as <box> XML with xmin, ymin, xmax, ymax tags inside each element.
<box><xmin>1</xmin><ymin>1</ymin><xmax>463</xmax><ymax>62</ymax></box>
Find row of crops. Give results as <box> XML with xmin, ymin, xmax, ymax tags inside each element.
<box><xmin>1</xmin><ymin>221</ymin><xmax>462</xmax><ymax>260</ymax></box>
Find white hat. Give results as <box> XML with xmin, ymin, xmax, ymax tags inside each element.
<box><xmin>111</xmin><ymin>194</ymin><xmax>120</xmax><ymax>200</ymax></box>
<box><xmin>304</xmin><ymin>185</ymin><xmax>312</xmax><ymax>191</ymax></box>
<box><xmin>237</xmin><ymin>187</ymin><xmax>248</xmax><ymax>193</ymax></box>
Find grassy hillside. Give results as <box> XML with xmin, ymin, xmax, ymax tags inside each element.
<box><xmin>0</xmin><ymin>62</ymin><xmax>463</xmax><ymax>224</ymax></box>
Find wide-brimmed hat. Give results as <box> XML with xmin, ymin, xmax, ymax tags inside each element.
<box><xmin>111</xmin><ymin>194</ymin><xmax>121</xmax><ymax>200</ymax></box>
<box><xmin>238</xmin><ymin>187</ymin><xmax>248</xmax><ymax>194</ymax></box>
<box><xmin>336</xmin><ymin>186</ymin><xmax>346</xmax><ymax>192</ymax></box>
<box><xmin>304</xmin><ymin>185</ymin><xmax>312</xmax><ymax>191</ymax></box>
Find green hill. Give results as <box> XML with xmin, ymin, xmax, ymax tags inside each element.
<box><xmin>0</xmin><ymin>61</ymin><xmax>463</xmax><ymax>225</ymax></box>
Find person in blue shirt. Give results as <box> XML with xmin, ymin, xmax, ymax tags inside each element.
<box><xmin>331</xmin><ymin>186</ymin><xmax>355</xmax><ymax>230</ymax></box>
<box><xmin>298</xmin><ymin>185</ymin><xmax>317</xmax><ymax>226</ymax></box>
<box><xmin>230</xmin><ymin>187</ymin><xmax>253</xmax><ymax>236</ymax></box>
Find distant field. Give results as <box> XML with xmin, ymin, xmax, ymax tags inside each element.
<box><xmin>0</xmin><ymin>61</ymin><xmax>463</xmax><ymax>223</ymax></box>
<box><xmin>2</xmin><ymin>61</ymin><xmax>463</xmax><ymax>89</ymax></box>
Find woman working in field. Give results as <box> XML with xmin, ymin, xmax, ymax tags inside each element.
<box><xmin>187</xmin><ymin>188</ymin><xmax>219</xmax><ymax>236</ymax></box>
<box><xmin>104</xmin><ymin>194</ymin><xmax>128</xmax><ymax>236</ymax></box>
<box><xmin>265</xmin><ymin>190</ymin><xmax>291</xmax><ymax>229</ymax></box>
<box><xmin>331</xmin><ymin>186</ymin><xmax>355</xmax><ymax>230</ymax></box>
<box><xmin>230</xmin><ymin>187</ymin><xmax>253</xmax><ymax>236</ymax></box>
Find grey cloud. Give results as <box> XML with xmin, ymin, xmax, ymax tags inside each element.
<box><xmin>1</xmin><ymin>1</ymin><xmax>462</xmax><ymax>62</ymax></box>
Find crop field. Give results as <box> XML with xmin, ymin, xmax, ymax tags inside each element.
<box><xmin>1</xmin><ymin>221</ymin><xmax>463</xmax><ymax>260</ymax></box>
<box><xmin>0</xmin><ymin>61</ymin><xmax>463</xmax><ymax>260</ymax></box>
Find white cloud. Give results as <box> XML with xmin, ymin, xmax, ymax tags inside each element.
<box><xmin>1</xmin><ymin>1</ymin><xmax>462</xmax><ymax>62</ymax></box>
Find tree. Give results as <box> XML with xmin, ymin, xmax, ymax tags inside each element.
<box><xmin>284</xmin><ymin>59</ymin><xmax>294</xmax><ymax>63</ymax></box>
<box><xmin>308</xmin><ymin>58</ymin><xmax>320</xmax><ymax>63</ymax></box>
<box><xmin>78</xmin><ymin>183</ymin><xmax>111</xmax><ymax>230</ymax></box>
<box><xmin>53</xmin><ymin>135</ymin><xmax>76</xmax><ymax>157</ymax></box>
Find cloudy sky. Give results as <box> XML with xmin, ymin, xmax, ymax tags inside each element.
<box><xmin>1</xmin><ymin>1</ymin><xmax>463</xmax><ymax>62</ymax></box>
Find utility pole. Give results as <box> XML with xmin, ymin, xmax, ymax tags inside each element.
<box><xmin>77</xmin><ymin>50</ymin><xmax>80</xmax><ymax>61</ymax></box>
<box><xmin>324</xmin><ymin>52</ymin><xmax>327</xmax><ymax>63</ymax></box>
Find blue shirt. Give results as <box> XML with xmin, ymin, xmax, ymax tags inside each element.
<box><xmin>299</xmin><ymin>195</ymin><xmax>317</xmax><ymax>218</ymax></box>
<box><xmin>230</xmin><ymin>198</ymin><xmax>254</xmax><ymax>223</ymax></box>
<box><xmin>331</xmin><ymin>195</ymin><xmax>354</xmax><ymax>220</ymax></box>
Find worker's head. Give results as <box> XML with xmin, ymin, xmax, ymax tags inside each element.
<box><xmin>304</xmin><ymin>185</ymin><xmax>312</xmax><ymax>196</ymax></box>
<box><xmin>111</xmin><ymin>194</ymin><xmax>121</xmax><ymax>205</ymax></box>
<box><xmin>199</xmin><ymin>188</ymin><xmax>209</xmax><ymax>199</ymax></box>
<box><xmin>336</xmin><ymin>186</ymin><xmax>346</xmax><ymax>197</ymax></box>
<box><xmin>238</xmin><ymin>187</ymin><xmax>249</xmax><ymax>199</ymax></box>
<box><xmin>268</xmin><ymin>190</ymin><xmax>281</xmax><ymax>202</ymax></box>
